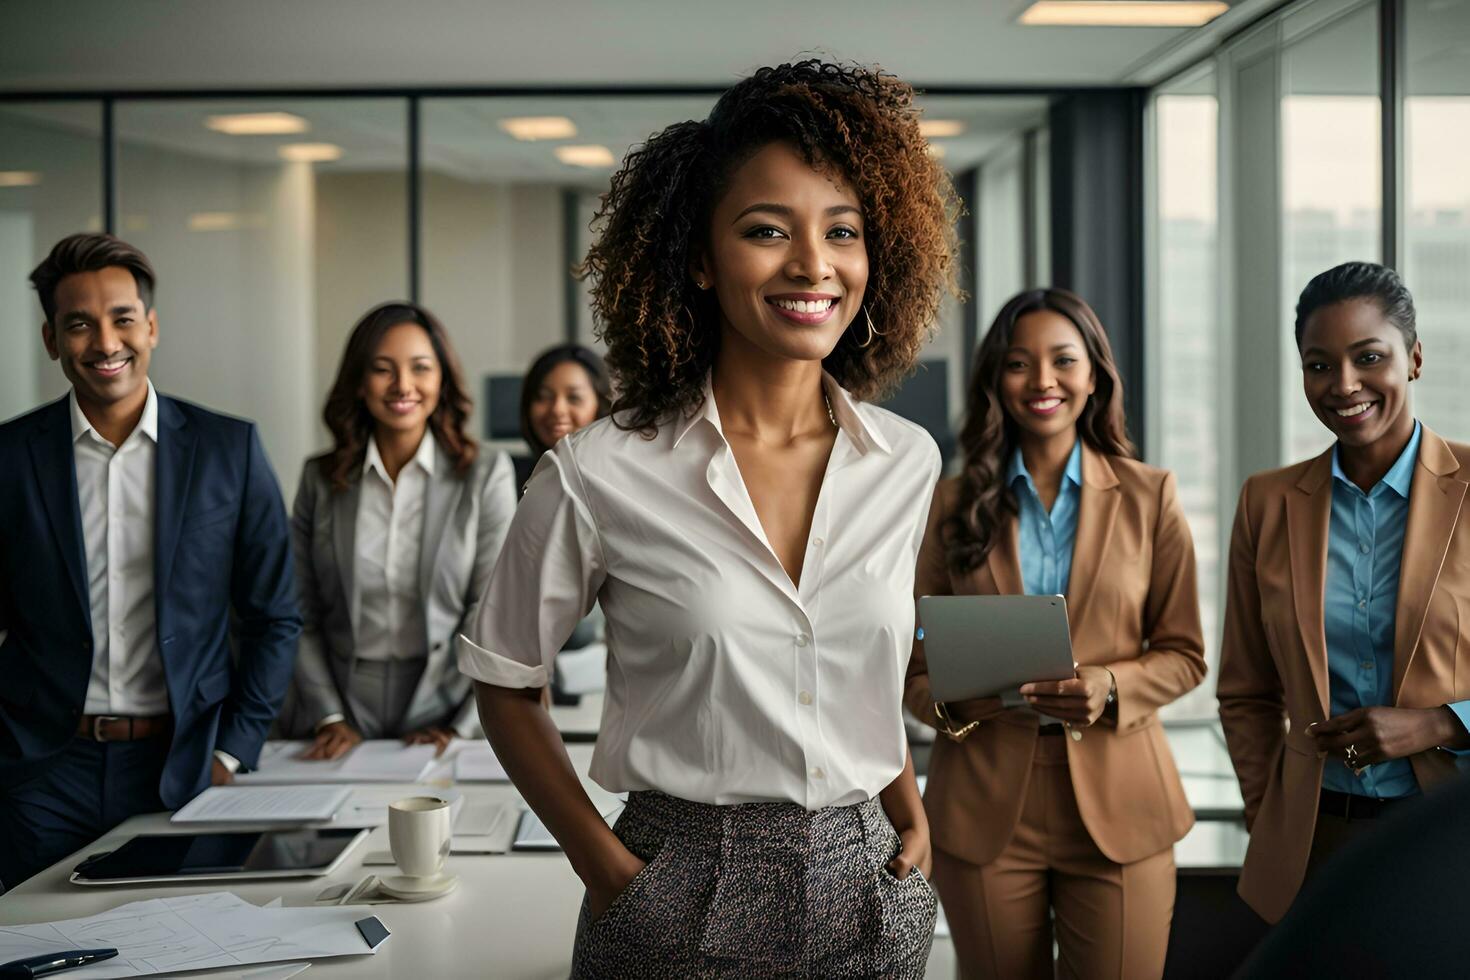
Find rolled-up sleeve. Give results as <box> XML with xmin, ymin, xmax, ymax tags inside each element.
<box><xmin>456</xmin><ymin>437</ymin><xmax>606</xmax><ymax>689</ymax></box>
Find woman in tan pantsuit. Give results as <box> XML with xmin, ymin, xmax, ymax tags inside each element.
<box><xmin>905</xmin><ymin>289</ymin><xmax>1206</xmax><ymax>980</ymax></box>
<box><xmin>1218</xmin><ymin>263</ymin><xmax>1470</xmax><ymax>925</ymax></box>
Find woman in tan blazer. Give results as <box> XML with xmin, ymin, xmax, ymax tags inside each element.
<box><xmin>906</xmin><ymin>288</ymin><xmax>1206</xmax><ymax>980</ymax></box>
<box><xmin>1218</xmin><ymin>262</ymin><xmax>1470</xmax><ymax>924</ymax></box>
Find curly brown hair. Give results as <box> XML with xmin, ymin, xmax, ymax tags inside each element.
<box><xmin>945</xmin><ymin>288</ymin><xmax>1135</xmax><ymax>574</ymax></box>
<box><xmin>320</xmin><ymin>301</ymin><xmax>477</xmax><ymax>492</ymax></box>
<box><xmin>581</xmin><ymin>59</ymin><xmax>962</xmax><ymax>432</ymax></box>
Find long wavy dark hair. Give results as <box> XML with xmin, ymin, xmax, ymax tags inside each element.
<box><xmin>944</xmin><ymin>288</ymin><xmax>1135</xmax><ymax>574</ymax></box>
<box><xmin>580</xmin><ymin>59</ymin><xmax>962</xmax><ymax>433</ymax></box>
<box><xmin>320</xmin><ymin>301</ymin><xmax>477</xmax><ymax>492</ymax></box>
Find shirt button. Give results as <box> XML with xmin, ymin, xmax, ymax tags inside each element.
<box><xmin>798</xmin><ymin>691</ymin><xmax>813</xmax><ymax>706</ymax></box>
<box><xmin>1358</xmin><ymin>600</ymin><xmax>1367</xmax><ymax>610</ymax></box>
<box><xmin>1359</xmin><ymin>543</ymin><xmax>1370</xmax><ymax>554</ymax></box>
<box><xmin>795</xmin><ymin>634</ymin><xmax>809</xmax><ymax>647</ymax></box>
<box><xmin>1362</xmin><ymin>661</ymin><xmax>1374</xmax><ymax>670</ymax></box>
<box><xmin>810</xmin><ymin>767</ymin><xmax>825</xmax><ymax>780</ymax></box>
<box><xmin>812</xmin><ymin>537</ymin><xmax>824</xmax><ymax>548</ymax></box>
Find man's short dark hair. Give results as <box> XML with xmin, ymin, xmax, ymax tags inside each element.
<box><xmin>1294</xmin><ymin>261</ymin><xmax>1416</xmax><ymax>351</ymax></box>
<box><xmin>29</xmin><ymin>232</ymin><xmax>156</xmax><ymax>326</ymax></box>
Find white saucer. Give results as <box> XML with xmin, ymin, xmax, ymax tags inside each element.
<box><xmin>378</xmin><ymin>872</ymin><xmax>460</xmax><ymax>901</ymax></box>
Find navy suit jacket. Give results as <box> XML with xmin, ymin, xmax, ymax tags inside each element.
<box><xmin>0</xmin><ymin>393</ymin><xmax>301</xmax><ymax>807</ymax></box>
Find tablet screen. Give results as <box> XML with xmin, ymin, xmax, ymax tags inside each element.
<box><xmin>73</xmin><ymin>828</ymin><xmax>365</xmax><ymax>881</ymax></box>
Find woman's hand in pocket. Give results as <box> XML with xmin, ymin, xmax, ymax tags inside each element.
<box><xmin>888</xmin><ymin>825</ymin><xmax>933</xmax><ymax>881</ymax></box>
<box><xmin>586</xmin><ymin>844</ymin><xmax>647</xmax><ymax>921</ymax></box>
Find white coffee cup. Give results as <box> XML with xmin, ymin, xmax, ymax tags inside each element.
<box><xmin>388</xmin><ymin>796</ymin><xmax>452</xmax><ymax>879</ymax></box>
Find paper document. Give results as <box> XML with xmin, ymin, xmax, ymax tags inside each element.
<box><xmin>0</xmin><ymin>892</ymin><xmax>384</xmax><ymax>979</ymax></box>
<box><xmin>513</xmin><ymin>797</ymin><xmax>624</xmax><ymax>851</ymax></box>
<box><xmin>171</xmin><ymin>785</ymin><xmax>352</xmax><ymax>824</ymax></box>
<box><xmin>451</xmin><ymin>741</ymin><xmax>509</xmax><ymax>782</ymax></box>
<box><xmin>335</xmin><ymin>786</ymin><xmax>463</xmax><ymax>827</ymax></box>
<box><xmin>237</xmin><ymin>740</ymin><xmax>438</xmax><ymax>784</ymax></box>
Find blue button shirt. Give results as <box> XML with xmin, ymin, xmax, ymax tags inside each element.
<box><xmin>1321</xmin><ymin>422</ymin><xmax>1470</xmax><ymax>796</ymax></box>
<box><xmin>1008</xmin><ymin>440</ymin><xmax>1083</xmax><ymax>597</ymax></box>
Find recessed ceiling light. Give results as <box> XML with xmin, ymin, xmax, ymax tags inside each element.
<box><xmin>919</xmin><ymin>119</ymin><xmax>966</xmax><ymax>138</ymax></box>
<box><xmin>555</xmin><ymin>145</ymin><xmax>616</xmax><ymax>168</ymax></box>
<box><xmin>0</xmin><ymin>171</ymin><xmax>42</xmax><ymax>187</ymax></box>
<box><xmin>278</xmin><ymin>143</ymin><xmax>343</xmax><ymax>163</ymax></box>
<box><xmin>1020</xmin><ymin>1</ymin><xmax>1228</xmax><ymax>27</ymax></box>
<box><xmin>499</xmin><ymin>116</ymin><xmax>578</xmax><ymax>141</ymax></box>
<box><xmin>189</xmin><ymin>212</ymin><xmax>243</xmax><ymax>232</ymax></box>
<box><xmin>206</xmin><ymin>112</ymin><xmax>309</xmax><ymax>136</ymax></box>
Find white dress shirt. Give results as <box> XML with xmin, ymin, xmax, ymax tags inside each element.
<box><xmin>353</xmin><ymin>434</ymin><xmax>433</xmax><ymax>662</ymax></box>
<box><xmin>74</xmin><ymin>382</ymin><xmax>166</xmax><ymax>717</ymax></box>
<box><xmin>458</xmin><ymin>374</ymin><xmax>940</xmax><ymax>809</ymax></box>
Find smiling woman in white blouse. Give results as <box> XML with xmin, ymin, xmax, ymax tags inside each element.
<box><xmin>457</xmin><ymin>61</ymin><xmax>960</xmax><ymax>977</ymax></box>
<box><xmin>283</xmin><ymin>302</ymin><xmax>517</xmax><ymax>758</ymax></box>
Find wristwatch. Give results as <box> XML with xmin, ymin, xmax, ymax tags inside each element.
<box><xmin>1105</xmin><ymin>670</ymin><xmax>1117</xmax><ymax>706</ymax></box>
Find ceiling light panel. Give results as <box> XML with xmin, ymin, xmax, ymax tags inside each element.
<box><xmin>499</xmin><ymin>116</ymin><xmax>578</xmax><ymax>141</ymax></box>
<box><xmin>206</xmin><ymin>112</ymin><xmax>309</xmax><ymax>135</ymax></box>
<box><xmin>1020</xmin><ymin>2</ymin><xmax>1229</xmax><ymax>27</ymax></box>
<box><xmin>0</xmin><ymin>171</ymin><xmax>43</xmax><ymax>187</ymax></box>
<box><xmin>919</xmin><ymin>119</ymin><xmax>966</xmax><ymax>138</ymax></box>
<box><xmin>554</xmin><ymin>145</ymin><xmax>616</xmax><ymax>168</ymax></box>
<box><xmin>278</xmin><ymin>143</ymin><xmax>342</xmax><ymax>162</ymax></box>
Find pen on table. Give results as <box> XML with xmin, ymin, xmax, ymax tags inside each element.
<box><xmin>0</xmin><ymin>948</ymin><xmax>118</xmax><ymax>978</ymax></box>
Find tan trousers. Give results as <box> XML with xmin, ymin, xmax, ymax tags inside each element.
<box><xmin>931</xmin><ymin>734</ymin><xmax>1175</xmax><ymax>980</ymax></box>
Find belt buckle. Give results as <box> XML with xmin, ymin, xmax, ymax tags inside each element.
<box><xmin>92</xmin><ymin>715</ymin><xmax>123</xmax><ymax>742</ymax></box>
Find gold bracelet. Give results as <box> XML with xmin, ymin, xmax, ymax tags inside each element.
<box><xmin>934</xmin><ymin>701</ymin><xmax>980</xmax><ymax>742</ymax></box>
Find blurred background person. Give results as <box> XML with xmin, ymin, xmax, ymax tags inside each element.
<box><xmin>1218</xmin><ymin>262</ymin><xmax>1470</xmax><ymax>925</ymax></box>
<box><xmin>283</xmin><ymin>301</ymin><xmax>517</xmax><ymax>757</ymax></box>
<box><xmin>906</xmin><ymin>288</ymin><xmax>1205</xmax><ymax>980</ymax></box>
<box><xmin>514</xmin><ymin>343</ymin><xmax>612</xmax><ymax>496</ymax></box>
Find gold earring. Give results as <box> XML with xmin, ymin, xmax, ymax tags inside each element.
<box><xmin>857</xmin><ymin>305</ymin><xmax>885</xmax><ymax>348</ymax></box>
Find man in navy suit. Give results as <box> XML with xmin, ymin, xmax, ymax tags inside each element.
<box><xmin>0</xmin><ymin>233</ymin><xmax>301</xmax><ymax>890</ymax></box>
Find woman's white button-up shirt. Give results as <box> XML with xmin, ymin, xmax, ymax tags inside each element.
<box><xmin>457</xmin><ymin>374</ymin><xmax>940</xmax><ymax>809</ymax></box>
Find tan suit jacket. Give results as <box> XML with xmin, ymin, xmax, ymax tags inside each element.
<box><xmin>1218</xmin><ymin>425</ymin><xmax>1470</xmax><ymax>923</ymax></box>
<box><xmin>906</xmin><ymin>445</ymin><xmax>1206</xmax><ymax>867</ymax></box>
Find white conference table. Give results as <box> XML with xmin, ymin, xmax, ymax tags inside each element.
<box><xmin>0</xmin><ymin>719</ymin><xmax>1246</xmax><ymax>980</ymax></box>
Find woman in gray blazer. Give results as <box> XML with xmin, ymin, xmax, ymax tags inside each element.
<box><xmin>287</xmin><ymin>301</ymin><xmax>517</xmax><ymax>758</ymax></box>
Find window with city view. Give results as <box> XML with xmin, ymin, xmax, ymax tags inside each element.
<box><xmin>1152</xmin><ymin>70</ymin><xmax>1219</xmax><ymax>718</ymax></box>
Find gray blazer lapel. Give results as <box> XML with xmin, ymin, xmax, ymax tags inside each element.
<box><xmin>418</xmin><ymin>463</ymin><xmax>463</xmax><ymax>605</ymax></box>
<box><xmin>333</xmin><ymin>477</ymin><xmax>361</xmax><ymax>643</ymax></box>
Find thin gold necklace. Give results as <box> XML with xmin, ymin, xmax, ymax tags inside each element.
<box><xmin>822</xmin><ymin>391</ymin><xmax>837</xmax><ymax>428</ymax></box>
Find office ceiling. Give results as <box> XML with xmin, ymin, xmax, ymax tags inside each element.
<box><xmin>0</xmin><ymin>0</ymin><xmax>1284</xmax><ymax>92</ymax></box>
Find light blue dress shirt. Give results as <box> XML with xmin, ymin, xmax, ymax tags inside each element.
<box><xmin>1321</xmin><ymin>421</ymin><xmax>1470</xmax><ymax>797</ymax></box>
<box><xmin>1008</xmin><ymin>440</ymin><xmax>1084</xmax><ymax>597</ymax></box>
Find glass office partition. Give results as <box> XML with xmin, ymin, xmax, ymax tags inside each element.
<box><xmin>114</xmin><ymin>99</ymin><xmax>409</xmax><ymax>492</ymax></box>
<box><xmin>0</xmin><ymin>102</ymin><xmax>103</xmax><ymax>421</ymax></box>
<box><xmin>419</xmin><ymin>96</ymin><xmax>714</xmax><ymax>445</ymax></box>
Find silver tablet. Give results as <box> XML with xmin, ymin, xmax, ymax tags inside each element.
<box><xmin>917</xmin><ymin>595</ymin><xmax>1075</xmax><ymax>702</ymax></box>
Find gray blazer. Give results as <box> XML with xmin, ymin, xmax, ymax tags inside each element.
<box><xmin>282</xmin><ymin>441</ymin><xmax>517</xmax><ymax>736</ymax></box>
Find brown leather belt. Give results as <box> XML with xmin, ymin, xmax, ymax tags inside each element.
<box><xmin>1318</xmin><ymin>788</ymin><xmax>1413</xmax><ymax>821</ymax></box>
<box><xmin>76</xmin><ymin>714</ymin><xmax>173</xmax><ymax>742</ymax></box>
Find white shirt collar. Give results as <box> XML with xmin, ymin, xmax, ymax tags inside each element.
<box><xmin>364</xmin><ymin>430</ymin><xmax>437</xmax><ymax>482</ymax></box>
<box><xmin>672</xmin><ymin>371</ymin><xmax>891</xmax><ymax>456</ymax></box>
<box><xmin>70</xmin><ymin>380</ymin><xmax>158</xmax><ymax>447</ymax></box>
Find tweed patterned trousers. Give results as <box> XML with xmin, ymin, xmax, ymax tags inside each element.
<box><xmin>570</xmin><ymin>790</ymin><xmax>937</xmax><ymax>979</ymax></box>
